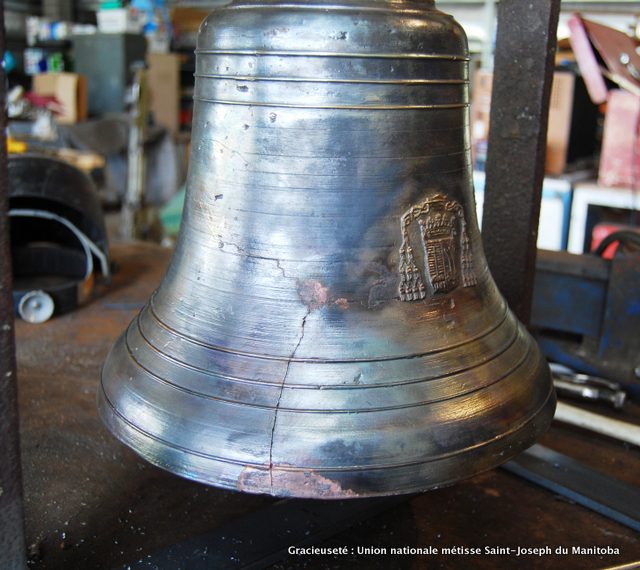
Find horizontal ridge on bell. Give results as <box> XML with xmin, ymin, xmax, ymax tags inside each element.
<box><xmin>99</xmin><ymin>0</ymin><xmax>555</xmax><ymax>498</ymax></box>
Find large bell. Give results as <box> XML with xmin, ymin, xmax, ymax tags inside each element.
<box><xmin>99</xmin><ymin>0</ymin><xmax>555</xmax><ymax>498</ymax></box>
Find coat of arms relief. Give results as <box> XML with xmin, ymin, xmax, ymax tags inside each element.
<box><xmin>399</xmin><ymin>193</ymin><xmax>477</xmax><ymax>302</ymax></box>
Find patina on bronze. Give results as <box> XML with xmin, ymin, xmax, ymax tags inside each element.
<box><xmin>99</xmin><ymin>0</ymin><xmax>556</xmax><ymax>498</ymax></box>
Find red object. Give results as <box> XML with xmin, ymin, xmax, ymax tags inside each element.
<box><xmin>591</xmin><ymin>223</ymin><xmax>640</xmax><ymax>259</ymax></box>
<box><xmin>598</xmin><ymin>90</ymin><xmax>640</xmax><ymax>189</ymax></box>
<box><xmin>24</xmin><ymin>92</ymin><xmax>64</xmax><ymax>115</ymax></box>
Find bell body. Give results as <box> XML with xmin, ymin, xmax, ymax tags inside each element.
<box><xmin>99</xmin><ymin>0</ymin><xmax>555</xmax><ymax>498</ymax></box>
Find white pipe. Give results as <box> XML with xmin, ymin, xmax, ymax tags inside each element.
<box><xmin>554</xmin><ymin>401</ymin><xmax>640</xmax><ymax>448</ymax></box>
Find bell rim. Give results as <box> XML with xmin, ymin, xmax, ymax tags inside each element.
<box><xmin>97</xmin><ymin>379</ymin><xmax>556</xmax><ymax>499</ymax></box>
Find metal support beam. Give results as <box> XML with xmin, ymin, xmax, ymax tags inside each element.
<box><xmin>0</xmin><ymin>0</ymin><xmax>27</xmax><ymax>567</ymax></box>
<box><xmin>481</xmin><ymin>0</ymin><xmax>561</xmax><ymax>325</ymax></box>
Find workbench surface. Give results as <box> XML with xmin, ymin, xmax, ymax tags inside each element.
<box><xmin>15</xmin><ymin>243</ymin><xmax>640</xmax><ymax>569</ymax></box>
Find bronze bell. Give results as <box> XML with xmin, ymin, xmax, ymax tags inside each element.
<box><xmin>99</xmin><ymin>0</ymin><xmax>556</xmax><ymax>498</ymax></box>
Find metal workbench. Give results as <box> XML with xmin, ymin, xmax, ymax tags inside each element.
<box><xmin>15</xmin><ymin>242</ymin><xmax>640</xmax><ymax>570</ymax></box>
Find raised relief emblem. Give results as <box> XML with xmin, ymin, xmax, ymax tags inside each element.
<box><xmin>399</xmin><ymin>193</ymin><xmax>477</xmax><ymax>301</ymax></box>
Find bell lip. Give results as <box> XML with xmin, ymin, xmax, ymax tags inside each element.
<box><xmin>97</xmin><ymin>378</ymin><xmax>556</xmax><ymax>499</ymax></box>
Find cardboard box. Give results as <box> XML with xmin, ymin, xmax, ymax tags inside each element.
<box><xmin>147</xmin><ymin>53</ymin><xmax>181</xmax><ymax>136</ymax></box>
<box><xmin>471</xmin><ymin>70</ymin><xmax>577</xmax><ymax>176</ymax></box>
<box><xmin>545</xmin><ymin>71</ymin><xmax>575</xmax><ymax>176</ymax></box>
<box><xmin>598</xmin><ymin>89</ymin><xmax>640</xmax><ymax>189</ymax></box>
<box><xmin>171</xmin><ymin>7</ymin><xmax>209</xmax><ymax>48</ymax></box>
<box><xmin>32</xmin><ymin>72</ymin><xmax>88</xmax><ymax>124</ymax></box>
<box><xmin>97</xmin><ymin>8</ymin><xmax>143</xmax><ymax>34</ymax></box>
<box><xmin>470</xmin><ymin>70</ymin><xmax>493</xmax><ymax>170</ymax></box>
<box><xmin>171</xmin><ymin>7</ymin><xmax>209</xmax><ymax>35</ymax></box>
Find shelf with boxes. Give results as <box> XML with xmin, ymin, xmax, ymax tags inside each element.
<box><xmin>473</xmin><ymin>170</ymin><xmax>590</xmax><ymax>252</ymax></box>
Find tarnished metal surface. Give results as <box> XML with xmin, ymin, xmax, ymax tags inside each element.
<box><xmin>100</xmin><ymin>0</ymin><xmax>556</xmax><ymax>498</ymax></box>
<box><xmin>0</xmin><ymin>0</ymin><xmax>28</xmax><ymax>565</ymax></box>
<box><xmin>481</xmin><ymin>0</ymin><xmax>561</xmax><ymax>325</ymax></box>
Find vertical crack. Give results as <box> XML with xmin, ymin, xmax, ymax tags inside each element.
<box><xmin>268</xmin><ymin>307</ymin><xmax>311</xmax><ymax>491</ymax></box>
<box><xmin>275</xmin><ymin>258</ymin><xmax>288</xmax><ymax>279</ymax></box>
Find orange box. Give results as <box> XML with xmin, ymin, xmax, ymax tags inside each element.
<box><xmin>147</xmin><ymin>53</ymin><xmax>181</xmax><ymax>136</ymax></box>
<box><xmin>32</xmin><ymin>72</ymin><xmax>88</xmax><ymax>124</ymax></box>
<box><xmin>471</xmin><ymin>70</ymin><xmax>576</xmax><ymax>176</ymax></box>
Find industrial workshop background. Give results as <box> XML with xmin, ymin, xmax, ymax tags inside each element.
<box><xmin>1</xmin><ymin>0</ymin><xmax>639</xmax><ymax>569</ymax></box>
